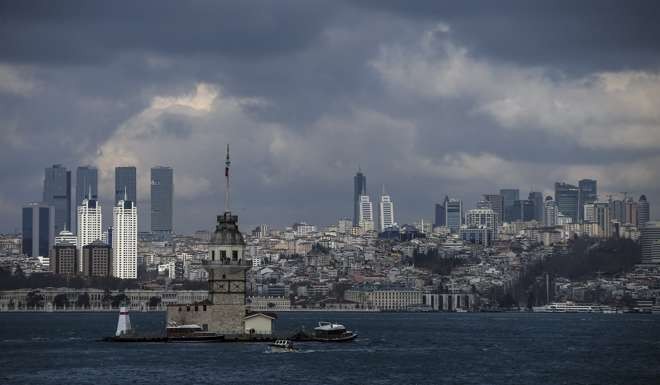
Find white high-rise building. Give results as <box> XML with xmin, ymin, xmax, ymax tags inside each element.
<box><xmin>594</xmin><ymin>202</ymin><xmax>611</xmax><ymax>238</ymax></box>
<box><xmin>466</xmin><ymin>208</ymin><xmax>496</xmax><ymax>231</ymax></box>
<box><xmin>379</xmin><ymin>192</ymin><xmax>394</xmax><ymax>232</ymax></box>
<box><xmin>359</xmin><ymin>195</ymin><xmax>374</xmax><ymax>231</ymax></box>
<box><xmin>113</xmin><ymin>197</ymin><xmax>137</xmax><ymax>279</ymax></box>
<box><xmin>77</xmin><ymin>196</ymin><xmax>102</xmax><ymax>271</ymax></box>
<box><xmin>544</xmin><ymin>197</ymin><xmax>558</xmax><ymax>226</ymax></box>
<box><xmin>55</xmin><ymin>229</ymin><xmax>77</xmax><ymax>246</ymax></box>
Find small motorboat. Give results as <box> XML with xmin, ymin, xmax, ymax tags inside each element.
<box><xmin>313</xmin><ymin>322</ymin><xmax>357</xmax><ymax>342</ymax></box>
<box><xmin>269</xmin><ymin>339</ymin><xmax>297</xmax><ymax>352</ymax></box>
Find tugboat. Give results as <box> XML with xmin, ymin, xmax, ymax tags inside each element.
<box><xmin>313</xmin><ymin>322</ymin><xmax>357</xmax><ymax>342</ymax></box>
<box><xmin>269</xmin><ymin>339</ymin><xmax>297</xmax><ymax>352</ymax></box>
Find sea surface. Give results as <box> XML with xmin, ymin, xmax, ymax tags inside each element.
<box><xmin>0</xmin><ymin>312</ymin><xmax>658</xmax><ymax>385</ymax></box>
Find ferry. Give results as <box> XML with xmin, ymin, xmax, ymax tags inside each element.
<box><xmin>269</xmin><ymin>340</ymin><xmax>297</xmax><ymax>352</ymax></box>
<box><xmin>532</xmin><ymin>302</ymin><xmax>616</xmax><ymax>313</ymax></box>
<box><xmin>313</xmin><ymin>322</ymin><xmax>357</xmax><ymax>342</ymax></box>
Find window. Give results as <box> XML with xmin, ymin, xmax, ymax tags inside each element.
<box><xmin>195</xmin><ymin>305</ymin><xmax>198</xmax><ymax>312</ymax></box>
<box><xmin>211</xmin><ymin>250</ymin><xmax>215</xmax><ymax>260</ymax></box>
<box><xmin>220</xmin><ymin>250</ymin><xmax>226</xmax><ymax>259</ymax></box>
<box><xmin>186</xmin><ymin>306</ymin><xmax>190</xmax><ymax>312</ymax></box>
<box><xmin>203</xmin><ymin>305</ymin><xmax>207</xmax><ymax>311</ymax></box>
<box><xmin>232</xmin><ymin>250</ymin><xmax>238</xmax><ymax>261</ymax></box>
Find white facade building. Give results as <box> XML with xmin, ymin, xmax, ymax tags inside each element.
<box><xmin>544</xmin><ymin>198</ymin><xmax>559</xmax><ymax>226</ymax></box>
<box><xmin>379</xmin><ymin>194</ymin><xmax>394</xmax><ymax>232</ymax></box>
<box><xmin>359</xmin><ymin>195</ymin><xmax>374</xmax><ymax>231</ymax></box>
<box><xmin>77</xmin><ymin>197</ymin><xmax>102</xmax><ymax>270</ymax></box>
<box><xmin>113</xmin><ymin>198</ymin><xmax>137</xmax><ymax>279</ymax></box>
<box><xmin>54</xmin><ymin>229</ymin><xmax>77</xmax><ymax>246</ymax></box>
<box><xmin>466</xmin><ymin>208</ymin><xmax>496</xmax><ymax>231</ymax></box>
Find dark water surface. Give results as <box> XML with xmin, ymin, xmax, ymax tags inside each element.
<box><xmin>0</xmin><ymin>312</ymin><xmax>658</xmax><ymax>385</ymax></box>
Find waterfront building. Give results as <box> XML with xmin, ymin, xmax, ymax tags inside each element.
<box><xmin>379</xmin><ymin>190</ymin><xmax>394</xmax><ymax>232</ymax></box>
<box><xmin>555</xmin><ymin>182</ymin><xmax>580</xmax><ymax>223</ymax></box>
<box><xmin>484</xmin><ymin>194</ymin><xmax>504</xmax><ymax>225</ymax></box>
<box><xmin>422</xmin><ymin>293</ymin><xmax>475</xmax><ymax>311</ymax></box>
<box><xmin>578</xmin><ymin>179</ymin><xmax>598</xmax><ymax>222</ymax></box>
<box><xmin>544</xmin><ymin>196</ymin><xmax>558</xmax><ymax>227</ymax></box>
<box><xmin>528</xmin><ymin>192</ymin><xmax>544</xmax><ymax>222</ymax></box>
<box><xmin>75</xmin><ymin>166</ymin><xmax>98</xmax><ymax>212</ymax></box>
<box><xmin>359</xmin><ymin>195</ymin><xmax>374</xmax><ymax>231</ymax></box>
<box><xmin>115</xmin><ymin>166</ymin><xmax>137</xmax><ymax>204</ymax></box>
<box><xmin>150</xmin><ymin>166</ymin><xmax>174</xmax><ymax>236</ymax></box>
<box><xmin>500</xmin><ymin>189</ymin><xmax>519</xmax><ymax>223</ymax></box>
<box><xmin>82</xmin><ymin>240</ymin><xmax>112</xmax><ymax>277</ymax></box>
<box><xmin>112</xmin><ymin>193</ymin><xmax>137</xmax><ymax>279</ymax></box>
<box><xmin>353</xmin><ymin>169</ymin><xmax>367</xmax><ymax>226</ymax></box>
<box><xmin>43</xmin><ymin>164</ymin><xmax>71</xmax><ymax>234</ymax></box>
<box><xmin>22</xmin><ymin>203</ymin><xmax>54</xmax><ymax>257</ymax></box>
<box><xmin>640</xmin><ymin>222</ymin><xmax>660</xmax><ymax>264</ymax></box>
<box><xmin>50</xmin><ymin>242</ymin><xmax>78</xmax><ymax>276</ymax></box>
<box><xmin>344</xmin><ymin>287</ymin><xmax>423</xmax><ymax>311</ymax></box>
<box><xmin>445</xmin><ymin>199</ymin><xmax>463</xmax><ymax>233</ymax></box>
<box><xmin>54</xmin><ymin>228</ymin><xmax>77</xmax><ymax>246</ymax></box>
<box><xmin>638</xmin><ymin>195</ymin><xmax>650</xmax><ymax>227</ymax></box>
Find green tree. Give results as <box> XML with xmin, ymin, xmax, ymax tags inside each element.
<box><xmin>76</xmin><ymin>292</ymin><xmax>91</xmax><ymax>308</ymax></box>
<box><xmin>53</xmin><ymin>294</ymin><xmax>69</xmax><ymax>308</ymax></box>
<box><xmin>26</xmin><ymin>290</ymin><xmax>45</xmax><ymax>308</ymax></box>
<box><xmin>148</xmin><ymin>296</ymin><xmax>161</xmax><ymax>308</ymax></box>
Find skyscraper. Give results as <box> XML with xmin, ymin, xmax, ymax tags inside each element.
<box><xmin>22</xmin><ymin>203</ymin><xmax>54</xmax><ymax>257</ymax></box>
<box><xmin>511</xmin><ymin>199</ymin><xmax>535</xmax><ymax>222</ymax></box>
<box><xmin>77</xmin><ymin>194</ymin><xmax>102</xmax><ymax>270</ymax></box>
<box><xmin>594</xmin><ymin>202</ymin><xmax>611</xmax><ymax>238</ymax></box>
<box><xmin>50</xmin><ymin>243</ymin><xmax>78</xmax><ymax>276</ymax></box>
<box><xmin>75</xmin><ymin>166</ymin><xmax>98</xmax><ymax>210</ymax></box>
<box><xmin>82</xmin><ymin>241</ymin><xmax>113</xmax><ymax>277</ymax></box>
<box><xmin>434</xmin><ymin>196</ymin><xmax>449</xmax><ymax>227</ymax></box>
<box><xmin>640</xmin><ymin>222</ymin><xmax>660</xmax><ymax>264</ymax></box>
<box><xmin>379</xmin><ymin>190</ymin><xmax>394</xmax><ymax>232</ymax></box>
<box><xmin>623</xmin><ymin>198</ymin><xmax>638</xmax><ymax>226</ymax></box>
<box><xmin>638</xmin><ymin>195</ymin><xmax>650</xmax><ymax>227</ymax></box>
<box><xmin>544</xmin><ymin>196</ymin><xmax>558</xmax><ymax>226</ymax></box>
<box><xmin>578</xmin><ymin>179</ymin><xmax>597</xmax><ymax>222</ymax></box>
<box><xmin>43</xmin><ymin>164</ymin><xmax>71</xmax><ymax>234</ymax></box>
<box><xmin>484</xmin><ymin>194</ymin><xmax>504</xmax><ymax>225</ymax></box>
<box><xmin>445</xmin><ymin>198</ymin><xmax>463</xmax><ymax>233</ymax></box>
<box><xmin>358</xmin><ymin>195</ymin><xmax>374</xmax><ymax>231</ymax></box>
<box><xmin>528</xmin><ymin>191</ymin><xmax>544</xmax><ymax>222</ymax></box>
<box><xmin>113</xmin><ymin>194</ymin><xmax>137</xmax><ymax>279</ymax></box>
<box><xmin>353</xmin><ymin>169</ymin><xmax>366</xmax><ymax>226</ymax></box>
<box><xmin>115</xmin><ymin>166</ymin><xmax>137</xmax><ymax>205</ymax></box>
<box><xmin>500</xmin><ymin>189</ymin><xmax>519</xmax><ymax>223</ymax></box>
<box><xmin>151</xmin><ymin>166</ymin><xmax>174</xmax><ymax>235</ymax></box>
<box><xmin>554</xmin><ymin>182</ymin><xmax>580</xmax><ymax>223</ymax></box>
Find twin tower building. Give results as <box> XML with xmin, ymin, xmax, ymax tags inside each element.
<box><xmin>23</xmin><ymin>164</ymin><xmax>173</xmax><ymax>279</ymax></box>
<box><xmin>353</xmin><ymin>169</ymin><xmax>395</xmax><ymax>232</ymax></box>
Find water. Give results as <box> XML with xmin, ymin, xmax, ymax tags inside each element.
<box><xmin>1</xmin><ymin>312</ymin><xmax>658</xmax><ymax>385</ymax></box>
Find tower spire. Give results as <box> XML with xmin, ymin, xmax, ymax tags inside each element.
<box><xmin>124</xmin><ymin>186</ymin><xmax>127</xmax><ymax>202</ymax></box>
<box><xmin>225</xmin><ymin>144</ymin><xmax>231</xmax><ymax>213</ymax></box>
<box><xmin>88</xmin><ymin>184</ymin><xmax>92</xmax><ymax>200</ymax></box>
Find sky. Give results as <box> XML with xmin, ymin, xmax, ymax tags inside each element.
<box><xmin>1</xmin><ymin>0</ymin><xmax>660</xmax><ymax>233</ymax></box>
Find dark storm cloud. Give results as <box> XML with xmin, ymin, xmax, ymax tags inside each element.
<box><xmin>1</xmin><ymin>0</ymin><xmax>659</xmax><ymax>232</ymax></box>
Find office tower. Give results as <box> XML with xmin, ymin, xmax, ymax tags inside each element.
<box><xmin>55</xmin><ymin>228</ymin><xmax>77</xmax><ymax>246</ymax></box>
<box><xmin>499</xmin><ymin>189</ymin><xmax>519</xmax><ymax>223</ymax></box>
<box><xmin>623</xmin><ymin>198</ymin><xmax>638</xmax><ymax>226</ymax></box>
<box><xmin>466</xmin><ymin>208</ymin><xmax>496</xmax><ymax>231</ymax></box>
<box><xmin>544</xmin><ymin>196</ymin><xmax>558</xmax><ymax>226</ymax></box>
<box><xmin>583</xmin><ymin>204</ymin><xmax>596</xmax><ymax>223</ymax></box>
<box><xmin>484</xmin><ymin>194</ymin><xmax>504</xmax><ymax>225</ymax></box>
<box><xmin>353</xmin><ymin>169</ymin><xmax>367</xmax><ymax>226</ymax></box>
<box><xmin>511</xmin><ymin>199</ymin><xmax>535</xmax><ymax>222</ymax></box>
<box><xmin>528</xmin><ymin>192</ymin><xmax>544</xmax><ymax>222</ymax></box>
<box><xmin>77</xmin><ymin>194</ymin><xmax>102</xmax><ymax>271</ymax></box>
<box><xmin>445</xmin><ymin>198</ymin><xmax>463</xmax><ymax>233</ymax></box>
<box><xmin>554</xmin><ymin>182</ymin><xmax>580</xmax><ymax>223</ymax></box>
<box><xmin>43</xmin><ymin>164</ymin><xmax>71</xmax><ymax>234</ymax></box>
<box><xmin>113</xmin><ymin>194</ymin><xmax>137</xmax><ymax>279</ymax></box>
<box><xmin>610</xmin><ymin>199</ymin><xmax>625</xmax><ymax>223</ymax></box>
<box><xmin>640</xmin><ymin>222</ymin><xmax>660</xmax><ymax>264</ymax></box>
<box><xmin>50</xmin><ymin>243</ymin><xmax>78</xmax><ymax>276</ymax></box>
<box><xmin>379</xmin><ymin>191</ymin><xmax>394</xmax><ymax>232</ymax></box>
<box><xmin>75</xmin><ymin>166</ymin><xmax>98</xmax><ymax>210</ymax></box>
<box><xmin>578</xmin><ymin>179</ymin><xmax>598</xmax><ymax>222</ymax></box>
<box><xmin>115</xmin><ymin>166</ymin><xmax>137</xmax><ymax>204</ymax></box>
<box><xmin>434</xmin><ymin>196</ymin><xmax>449</xmax><ymax>227</ymax></box>
<box><xmin>358</xmin><ymin>195</ymin><xmax>374</xmax><ymax>231</ymax></box>
<box><xmin>22</xmin><ymin>203</ymin><xmax>55</xmax><ymax>257</ymax></box>
<box><xmin>594</xmin><ymin>202</ymin><xmax>611</xmax><ymax>238</ymax></box>
<box><xmin>151</xmin><ymin>166</ymin><xmax>174</xmax><ymax>235</ymax></box>
<box><xmin>82</xmin><ymin>240</ymin><xmax>113</xmax><ymax>277</ymax></box>
<box><xmin>638</xmin><ymin>195</ymin><xmax>650</xmax><ymax>227</ymax></box>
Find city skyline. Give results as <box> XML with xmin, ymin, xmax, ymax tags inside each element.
<box><xmin>2</xmin><ymin>1</ymin><xmax>660</xmax><ymax>233</ymax></box>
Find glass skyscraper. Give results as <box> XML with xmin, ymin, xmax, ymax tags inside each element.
<box><xmin>555</xmin><ymin>182</ymin><xmax>580</xmax><ymax>223</ymax></box>
<box><xmin>353</xmin><ymin>169</ymin><xmax>366</xmax><ymax>226</ymax></box>
<box><xmin>151</xmin><ymin>166</ymin><xmax>174</xmax><ymax>235</ymax></box>
<box><xmin>115</xmin><ymin>166</ymin><xmax>137</xmax><ymax>204</ymax></box>
<box><xmin>76</xmin><ymin>166</ymin><xmax>98</xmax><ymax>207</ymax></box>
<box><xmin>445</xmin><ymin>198</ymin><xmax>463</xmax><ymax>233</ymax></box>
<box><xmin>22</xmin><ymin>203</ymin><xmax>54</xmax><ymax>257</ymax></box>
<box><xmin>43</xmin><ymin>164</ymin><xmax>71</xmax><ymax>234</ymax></box>
<box><xmin>578</xmin><ymin>179</ymin><xmax>597</xmax><ymax>222</ymax></box>
<box><xmin>500</xmin><ymin>189</ymin><xmax>519</xmax><ymax>223</ymax></box>
<box><xmin>528</xmin><ymin>191</ymin><xmax>544</xmax><ymax>222</ymax></box>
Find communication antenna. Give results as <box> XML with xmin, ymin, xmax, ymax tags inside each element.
<box><xmin>225</xmin><ymin>144</ymin><xmax>231</xmax><ymax>213</ymax></box>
